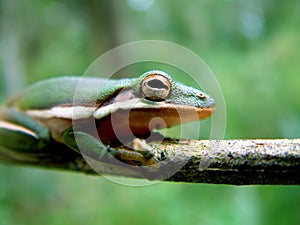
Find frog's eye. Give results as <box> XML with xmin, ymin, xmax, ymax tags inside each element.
<box><xmin>142</xmin><ymin>74</ymin><xmax>171</xmax><ymax>101</ymax></box>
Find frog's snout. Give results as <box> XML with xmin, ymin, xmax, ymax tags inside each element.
<box><xmin>199</xmin><ymin>93</ymin><xmax>215</xmax><ymax>110</ymax></box>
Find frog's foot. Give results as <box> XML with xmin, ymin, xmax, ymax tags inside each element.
<box><xmin>107</xmin><ymin>138</ymin><xmax>160</xmax><ymax>169</ymax></box>
<box><xmin>132</xmin><ymin>138</ymin><xmax>155</xmax><ymax>159</ymax></box>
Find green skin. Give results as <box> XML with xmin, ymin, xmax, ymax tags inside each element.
<box><xmin>0</xmin><ymin>71</ymin><xmax>215</xmax><ymax>166</ymax></box>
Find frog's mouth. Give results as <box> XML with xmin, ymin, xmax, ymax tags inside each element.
<box><xmin>94</xmin><ymin>98</ymin><xmax>215</xmax><ymax>121</ymax></box>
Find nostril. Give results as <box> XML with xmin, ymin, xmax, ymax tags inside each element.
<box><xmin>199</xmin><ymin>93</ymin><xmax>207</xmax><ymax>100</ymax></box>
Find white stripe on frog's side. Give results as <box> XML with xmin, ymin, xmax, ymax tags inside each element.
<box><xmin>26</xmin><ymin>100</ymin><xmax>160</xmax><ymax>121</ymax></box>
<box><xmin>0</xmin><ymin>121</ymin><xmax>38</xmax><ymax>139</ymax></box>
<box><xmin>27</xmin><ymin>106</ymin><xmax>97</xmax><ymax>120</ymax></box>
<box><xmin>26</xmin><ymin>100</ymin><xmax>212</xmax><ymax>121</ymax></box>
<box><xmin>93</xmin><ymin>98</ymin><xmax>162</xmax><ymax>119</ymax></box>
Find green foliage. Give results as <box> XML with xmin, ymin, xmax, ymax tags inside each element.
<box><xmin>0</xmin><ymin>0</ymin><xmax>300</xmax><ymax>224</ymax></box>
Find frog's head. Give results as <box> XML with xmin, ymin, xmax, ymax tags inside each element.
<box><xmin>135</xmin><ymin>70</ymin><xmax>215</xmax><ymax>112</ymax></box>
<box><xmin>94</xmin><ymin>70</ymin><xmax>215</xmax><ymax>138</ymax></box>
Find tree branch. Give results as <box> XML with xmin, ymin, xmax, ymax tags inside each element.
<box><xmin>1</xmin><ymin>139</ymin><xmax>299</xmax><ymax>185</ymax></box>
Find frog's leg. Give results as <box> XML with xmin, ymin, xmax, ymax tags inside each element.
<box><xmin>0</xmin><ymin>108</ymin><xmax>51</xmax><ymax>160</ymax></box>
<box><xmin>61</xmin><ymin>129</ymin><xmax>108</xmax><ymax>159</ymax></box>
<box><xmin>61</xmin><ymin>128</ymin><xmax>159</xmax><ymax>167</ymax></box>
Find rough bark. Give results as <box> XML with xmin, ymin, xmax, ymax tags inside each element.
<box><xmin>1</xmin><ymin>139</ymin><xmax>299</xmax><ymax>185</ymax></box>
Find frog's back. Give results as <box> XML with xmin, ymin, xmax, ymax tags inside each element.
<box><xmin>3</xmin><ymin>76</ymin><xmax>124</xmax><ymax>110</ymax></box>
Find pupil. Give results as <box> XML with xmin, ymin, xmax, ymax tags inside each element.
<box><xmin>147</xmin><ymin>79</ymin><xmax>168</xmax><ymax>89</ymax></box>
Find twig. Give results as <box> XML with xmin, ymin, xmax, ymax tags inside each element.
<box><xmin>0</xmin><ymin>139</ymin><xmax>299</xmax><ymax>185</ymax></box>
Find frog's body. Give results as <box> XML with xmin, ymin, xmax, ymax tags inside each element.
<box><xmin>0</xmin><ymin>71</ymin><xmax>215</xmax><ymax>166</ymax></box>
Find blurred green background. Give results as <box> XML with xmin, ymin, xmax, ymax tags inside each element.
<box><xmin>0</xmin><ymin>0</ymin><xmax>300</xmax><ymax>224</ymax></box>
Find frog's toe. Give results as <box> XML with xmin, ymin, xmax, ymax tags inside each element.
<box><xmin>132</xmin><ymin>138</ymin><xmax>154</xmax><ymax>159</ymax></box>
<box><xmin>108</xmin><ymin>148</ymin><xmax>159</xmax><ymax>168</ymax></box>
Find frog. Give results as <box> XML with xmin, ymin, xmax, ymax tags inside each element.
<box><xmin>0</xmin><ymin>70</ymin><xmax>215</xmax><ymax>167</ymax></box>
